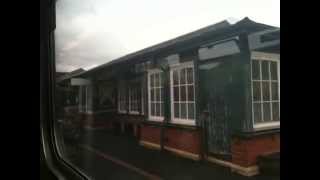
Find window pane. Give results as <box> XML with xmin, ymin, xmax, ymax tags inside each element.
<box><xmin>187</xmin><ymin>68</ymin><xmax>193</xmax><ymax>84</ymax></box>
<box><xmin>272</xmin><ymin>82</ymin><xmax>279</xmax><ymax>100</ymax></box>
<box><xmin>160</xmin><ymin>102</ymin><xmax>164</xmax><ymax>116</ymax></box>
<box><xmin>252</xmin><ymin>81</ymin><xmax>261</xmax><ymax>102</ymax></box>
<box><xmin>188</xmin><ymin>103</ymin><xmax>195</xmax><ymax>120</ymax></box>
<box><xmin>151</xmin><ymin>103</ymin><xmax>155</xmax><ymax>116</ymax></box>
<box><xmin>174</xmin><ymin>103</ymin><xmax>180</xmax><ymax>118</ymax></box>
<box><xmin>173</xmin><ymin>87</ymin><xmax>179</xmax><ymax>101</ymax></box>
<box><xmin>151</xmin><ymin>89</ymin><xmax>155</xmax><ymax>101</ymax></box>
<box><xmin>181</xmin><ymin>103</ymin><xmax>187</xmax><ymax>119</ymax></box>
<box><xmin>263</xmin><ymin>102</ymin><xmax>271</xmax><ymax>122</ymax></box>
<box><xmin>261</xmin><ymin>61</ymin><xmax>269</xmax><ymax>80</ymax></box>
<box><xmin>156</xmin><ymin>88</ymin><xmax>160</xmax><ymax>101</ymax></box>
<box><xmin>187</xmin><ymin>85</ymin><xmax>194</xmax><ymax>101</ymax></box>
<box><xmin>272</xmin><ymin>102</ymin><xmax>280</xmax><ymax>121</ymax></box>
<box><xmin>180</xmin><ymin>85</ymin><xmax>186</xmax><ymax>101</ymax></box>
<box><xmin>180</xmin><ymin>69</ymin><xmax>186</xmax><ymax>85</ymax></box>
<box><xmin>156</xmin><ymin>103</ymin><xmax>160</xmax><ymax>116</ymax></box>
<box><xmin>160</xmin><ymin>72</ymin><xmax>164</xmax><ymax>86</ymax></box>
<box><xmin>151</xmin><ymin>74</ymin><xmax>154</xmax><ymax>87</ymax></box>
<box><xmin>160</xmin><ymin>88</ymin><xmax>164</xmax><ymax>102</ymax></box>
<box><xmin>173</xmin><ymin>70</ymin><xmax>179</xmax><ymax>85</ymax></box>
<box><xmin>262</xmin><ymin>82</ymin><xmax>270</xmax><ymax>101</ymax></box>
<box><xmin>155</xmin><ymin>73</ymin><xmax>160</xmax><ymax>87</ymax></box>
<box><xmin>253</xmin><ymin>103</ymin><xmax>262</xmax><ymax>123</ymax></box>
<box><xmin>270</xmin><ymin>62</ymin><xmax>278</xmax><ymax>80</ymax></box>
<box><xmin>252</xmin><ymin>60</ymin><xmax>260</xmax><ymax>80</ymax></box>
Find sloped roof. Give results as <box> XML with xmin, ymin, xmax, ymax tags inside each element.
<box><xmin>75</xmin><ymin>17</ymin><xmax>277</xmax><ymax>77</ymax></box>
<box><xmin>57</xmin><ymin>68</ymin><xmax>86</xmax><ymax>82</ymax></box>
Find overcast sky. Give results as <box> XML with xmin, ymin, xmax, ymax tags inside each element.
<box><xmin>55</xmin><ymin>0</ymin><xmax>280</xmax><ymax>72</ymax></box>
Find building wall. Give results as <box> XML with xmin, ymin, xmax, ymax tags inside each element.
<box><xmin>163</xmin><ymin>127</ymin><xmax>200</xmax><ymax>155</ymax></box>
<box><xmin>140</xmin><ymin>123</ymin><xmax>201</xmax><ymax>159</ymax></box>
<box><xmin>140</xmin><ymin>124</ymin><xmax>161</xmax><ymax>145</ymax></box>
<box><xmin>231</xmin><ymin>133</ymin><xmax>280</xmax><ymax>167</ymax></box>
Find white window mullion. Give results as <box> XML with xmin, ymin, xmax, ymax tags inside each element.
<box><xmin>269</xmin><ymin>62</ymin><xmax>273</xmax><ymax>121</ymax></box>
<box><xmin>178</xmin><ymin>70</ymin><xmax>181</xmax><ymax>120</ymax></box>
<box><xmin>185</xmin><ymin>68</ymin><xmax>189</xmax><ymax>120</ymax></box>
<box><xmin>259</xmin><ymin>61</ymin><xmax>264</xmax><ymax>122</ymax></box>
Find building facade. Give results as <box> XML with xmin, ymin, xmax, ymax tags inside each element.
<box><xmin>58</xmin><ymin>17</ymin><xmax>280</xmax><ymax>176</ymax></box>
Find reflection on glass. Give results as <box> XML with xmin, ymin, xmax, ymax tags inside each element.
<box><xmin>252</xmin><ymin>60</ymin><xmax>260</xmax><ymax>80</ymax></box>
<box><xmin>261</xmin><ymin>61</ymin><xmax>269</xmax><ymax>80</ymax></box>
<box><xmin>180</xmin><ymin>103</ymin><xmax>187</xmax><ymax>119</ymax></box>
<box><xmin>263</xmin><ymin>102</ymin><xmax>271</xmax><ymax>122</ymax></box>
<box><xmin>262</xmin><ymin>82</ymin><xmax>270</xmax><ymax>101</ymax></box>
<box><xmin>180</xmin><ymin>86</ymin><xmax>186</xmax><ymax>101</ymax></box>
<box><xmin>174</xmin><ymin>103</ymin><xmax>180</xmax><ymax>118</ymax></box>
<box><xmin>270</xmin><ymin>62</ymin><xmax>278</xmax><ymax>80</ymax></box>
<box><xmin>252</xmin><ymin>81</ymin><xmax>261</xmax><ymax>101</ymax></box>
<box><xmin>254</xmin><ymin>103</ymin><xmax>262</xmax><ymax>123</ymax></box>
<box><xmin>188</xmin><ymin>103</ymin><xmax>195</xmax><ymax>120</ymax></box>
<box><xmin>187</xmin><ymin>68</ymin><xmax>193</xmax><ymax>84</ymax></box>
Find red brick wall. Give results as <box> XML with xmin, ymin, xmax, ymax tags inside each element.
<box><xmin>231</xmin><ymin>133</ymin><xmax>280</xmax><ymax>167</ymax></box>
<box><xmin>164</xmin><ymin>127</ymin><xmax>200</xmax><ymax>154</ymax></box>
<box><xmin>140</xmin><ymin>125</ymin><xmax>161</xmax><ymax>145</ymax></box>
<box><xmin>140</xmin><ymin>124</ymin><xmax>201</xmax><ymax>155</ymax></box>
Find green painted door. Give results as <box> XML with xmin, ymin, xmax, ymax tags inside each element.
<box><xmin>199</xmin><ymin>62</ymin><xmax>231</xmax><ymax>156</ymax></box>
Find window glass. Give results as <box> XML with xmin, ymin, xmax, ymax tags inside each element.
<box><xmin>187</xmin><ymin>85</ymin><xmax>194</xmax><ymax>101</ymax></box>
<box><xmin>261</xmin><ymin>61</ymin><xmax>269</xmax><ymax>80</ymax></box>
<box><xmin>263</xmin><ymin>102</ymin><xmax>271</xmax><ymax>122</ymax></box>
<box><xmin>252</xmin><ymin>60</ymin><xmax>260</xmax><ymax>80</ymax></box>
<box><xmin>187</xmin><ymin>68</ymin><xmax>194</xmax><ymax>84</ymax></box>
<box><xmin>262</xmin><ymin>82</ymin><xmax>270</xmax><ymax>101</ymax></box>
<box><xmin>173</xmin><ymin>87</ymin><xmax>179</xmax><ymax>101</ymax></box>
<box><xmin>253</xmin><ymin>103</ymin><xmax>263</xmax><ymax>123</ymax></box>
<box><xmin>252</xmin><ymin>81</ymin><xmax>261</xmax><ymax>102</ymax></box>
<box><xmin>188</xmin><ymin>103</ymin><xmax>195</xmax><ymax>120</ymax></box>
<box><xmin>180</xmin><ymin>69</ymin><xmax>186</xmax><ymax>85</ymax></box>
<box><xmin>270</xmin><ymin>62</ymin><xmax>278</xmax><ymax>80</ymax></box>
<box><xmin>173</xmin><ymin>71</ymin><xmax>179</xmax><ymax>85</ymax></box>
<box><xmin>272</xmin><ymin>102</ymin><xmax>280</xmax><ymax>121</ymax></box>
<box><xmin>272</xmin><ymin>82</ymin><xmax>279</xmax><ymax>100</ymax></box>
<box><xmin>174</xmin><ymin>103</ymin><xmax>180</xmax><ymax>118</ymax></box>
<box><xmin>180</xmin><ymin>103</ymin><xmax>187</xmax><ymax>119</ymax></box>
<box><xmin>180</xmin><ymin>85</ymin><xmax>187</xmax><ymax>101</ymax></box>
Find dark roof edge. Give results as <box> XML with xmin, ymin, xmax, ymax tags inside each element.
<box><xmin>76</xmin><ymin>17</ymin><xmax>277</xmax><ymax>77</ymax></box>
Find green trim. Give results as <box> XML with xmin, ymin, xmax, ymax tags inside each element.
<box><xmin>232</xmin><ymin>128</ymin><xmax>279</xmax><ymax>139</ymax></box>
<box><xmin>142</xmin><ymin>121</ymin><xmax>199</xmax><ymax>131</ymax></box>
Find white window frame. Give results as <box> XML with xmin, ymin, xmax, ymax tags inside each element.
<box><xmin>170</xmin><ymin>61</ymin><xmax>196</xmax><ymax>126</ymax></box>
<box><xmin>147</xmin><ymin>69</ymin><xmax>164</xmax><ymax>122</ymax></box>
<box><xmin>118</xmin><ymin>84</ymin><xmax>127</xmax><ymax>114</ymax></box>
<box><xmin>251</xmin><ymin>51</ymin><xmax>280</xmax><ymax>130</ymax></box>
<box><xmin>128</xmin><ymin>84</ymin><xmax>141</xmax><ymax>115</ymax></box>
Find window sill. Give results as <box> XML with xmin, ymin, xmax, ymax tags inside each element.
<box><xmin>128</xmin><ymin>111</ymin><xmax>140</xmax><ymax>115</ymax></box>
<box><xmin>253</xmin><ymin>121</ymin><xmax>280</xmax><ymax>131</ymax></box>
<box><xmin>171</xmin><ymin>120</ymin><xmax>196</xmax><ymax>126</ymax></box>
<box><xmin>147</xmin><ymin>118</ymin><xmax>164</xmax><ymax>122</ymax></box>
<box><xmin>118</xmin><ymin>111</ymin><xmax>127</xmax><ymax>114</ymax></box>
<box><xmin>232</xmin><ymin>128</ymin><xmax>280</xmax><ymax>139</ymax></box>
